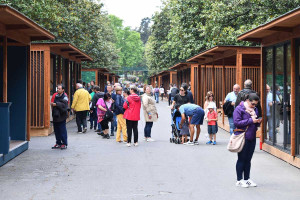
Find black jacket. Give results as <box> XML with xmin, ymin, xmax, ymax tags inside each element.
<box><xmin>235</xmin><ymin>88</ymin><xmax>262</xmax><ymax>117</ymax></box>
<box><xmin>52</xmin><ymin>93</ymin><xmax>68</xmax><ymax>122</ymax></box>
<box><xmin>223</xmin><ymin>101</ymin><xmax>234</xmax><ymax>117</ymax></box>
<box><xmin>115</xmin><ymin>94</ymin><xmax>125</xmax><ymax>115</ymax></box>
<box><xmin>92</xmin><ymin>92</ymin><xmax>105</xmax><ymax>109</ymax></box>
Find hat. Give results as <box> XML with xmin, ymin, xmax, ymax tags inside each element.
<box><xmin>207</xmin><ymin>103</ymin><xmax>215</xmax><ymax>109</ymax></box>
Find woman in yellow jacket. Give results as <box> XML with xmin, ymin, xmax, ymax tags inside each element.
<box><xmin>71</xmin><ymin>83</ymin><xmax>91</xmax><ymax>133</ymax></box>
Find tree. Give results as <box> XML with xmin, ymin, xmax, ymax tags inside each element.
<box><xmin>136</xmin><ymin>17</ymin><xmax>152</xmax><ymax>45</ymax></box>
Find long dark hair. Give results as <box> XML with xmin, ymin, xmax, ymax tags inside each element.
<box><xmin>104</xmin><ymin>93</ymin><xmax>111</xmax><ymax>101</ymax></box>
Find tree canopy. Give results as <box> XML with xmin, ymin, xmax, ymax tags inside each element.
<box><xmin>145</xmin><ymin>0</ymin><xmax>300</xmax><ymax>71</ymax></box>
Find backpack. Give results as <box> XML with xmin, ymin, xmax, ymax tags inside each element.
<box><xmin>104</xmin><ymin>102</ymin><xmax>114</xmax><ymax>121</ymax></box>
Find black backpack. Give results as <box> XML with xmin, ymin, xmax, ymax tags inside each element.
<box><xmin>104</xmin><ymin>102</ymin><xmax>114</xmax><ymax>121</ymax></box>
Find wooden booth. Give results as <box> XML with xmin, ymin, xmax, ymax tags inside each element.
<box><xmin>155</xmin><ymin>70</ymin><xmax>177</xmax><ymax>91</ymax></box>
<box><xmin>187</xmin><ymin>46</ymin><xmax>261</xmax><ymax>131</ymax></box>
<box><xmin>238</xmin><ymin>7</ymin><xmax>300</xmax><ymax>168</ymax></box>
<box><xmin>81</xmin><ymin>67</ymin><xmax>109</xmax><ymax>91</ymax></box>
<box><xmin>169</xmin><ymin>62</ymin><xmax>195</xmax><ymax>89</ymax></box>
<box><xmin>30</xmin><ymin>43</ymin><xmax>93</xmax><ymax>136</ymax></box>
<box><xmin>0</xmin><ymin>5</ymin><xmax>55</xmax><ymax>166</ymax></box>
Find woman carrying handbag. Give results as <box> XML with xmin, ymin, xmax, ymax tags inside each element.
<box><xmin>96</xmin><ymin>93</ymin><xmax>113</xmax><ymax>139</ymax></box>
<box><xmin>233</xmin><ymin>93</ymin><xmax>262</xmax><ymax>188</ymax></box>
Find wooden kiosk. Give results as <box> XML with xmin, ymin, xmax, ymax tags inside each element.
<box><xmin>30</xmin><ymin>43</ymin><xmax>93</xmax><ymax>136</ymax></box>
<box><xmin>0</xmin><ymin>5</ymin><xmax>55</xmax><ymax>166</ymax></box>
<box><xmin>238</xmin><ymin>7</ymin><xmax>300</xmax><ymax>168</ymax></box>
<box><xmin>81</xmin><ymin>67</ymin><xmax>109</xmax><ymax>91</ymax></box>
<box><xmin>187</xmin><ymin>46</ymin><xmax>261</xmax><ymax>131</ymax></box>
<box><xmin>169</xmin><ymin>62</ymin><xmax>195</xmax><ymax>89</ymax></box>
<box><xmin>155</xmin><ymin>70</ymin><xmax>177</xmax><ymax>90</ymax></box>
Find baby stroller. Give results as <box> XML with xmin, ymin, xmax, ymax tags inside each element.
<box><xmin>170</xmin><ymin>109</ymin><xmax>183</xmax><ymax>144</ymax></box>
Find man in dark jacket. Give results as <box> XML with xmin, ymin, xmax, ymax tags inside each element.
<box><xmin>235</xmin><ymin>79</ymin><xmax>262</xmax><ymax>117</ymax></box>
<box><xmin>115</xmin><ymin>86</ymin><xmax>127</xmax><ymax>143</ymax></box>
<box><xmin>51</xmin><ymin>84</ymin><xmax>68</xmax><ymax>150</ymax></box>
<box><xmin>91</xmin><ymin>86</ymin><xmax>104</xmax><ymax>133</ymax></box>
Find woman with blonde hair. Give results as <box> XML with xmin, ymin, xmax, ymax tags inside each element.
<box><xmin>204</xmin><ymin>91</ymin><xmax>217</xmax><ymax>113</ymax></box>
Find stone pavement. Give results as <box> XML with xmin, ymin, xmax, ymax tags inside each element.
<box><xmin>0</xmin><ymin>100</ymin><xmax>300</xmax><ymax>200</ymax></box>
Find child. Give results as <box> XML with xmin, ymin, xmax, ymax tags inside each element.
<box><xmin>206</xmin><ymin>103</ymin><xmax>218</xmax><ymax>145</ymax></box>
<box><xmin>180</xmin><ymin>119</ymin><xmax>189</xmax><ymax>144</ymax></box>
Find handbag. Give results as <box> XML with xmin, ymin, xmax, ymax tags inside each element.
<box><xmin>227</xmin><ymin>127</ymin><xmax>248</xmax><ymax>153</ymax></box>
<box><xmin>104</xmin><ymin>102</ymin><xmax>114</xmax><ymax>121</ymax></box>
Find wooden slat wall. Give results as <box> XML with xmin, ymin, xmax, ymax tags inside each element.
<box><xmin>162</xmin><ymin>74</ymin><xmax>169</xmax><ymax>91</ymax></box>
<box><xmin>242</xmin><ymin>66</ymin><xmax>261</xmax><ymax>95</ymax></box>
<box><xmin>194</xmin><ymin>67</ymin><xmax>198</xmax><ymax>104</ymax></box>
<box><xmin>30</xmin><ymin>51</ymin><xmax>45</xmax><ymax>128</ymax></box>
<box><xmin>214</xmin><ymin>67</ymin><xmax>223</xmax><ymax>108</ymax></box>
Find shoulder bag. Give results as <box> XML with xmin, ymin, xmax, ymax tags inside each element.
<box><xmin>104</xmin><ymin>102</ymin><xmax>114</xmax><ymax>121</ymax></box>
<box><xmin>227</xmin><ymin>127</ymin><xmax>248</xmax><ymax>153</ymax></box>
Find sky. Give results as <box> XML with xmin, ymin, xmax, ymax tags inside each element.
<box><xmin>101</xmin><ymin>0</ymin><xmax>163</xmax><ymax>29</ymax></box>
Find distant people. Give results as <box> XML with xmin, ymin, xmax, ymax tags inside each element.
<box><xmin>177</xmin><ymin>103</ymin><xmax>205</xmax><ymax>145</ymax></box>
<box><xmin>104</xmin><ymin>81</ymin><xmax>110</xmax><ymax>94</ymax></box>
<box><xmin>142</xmin><ymin>86</ymin><xmax>158</xmax><ymax>142</ymax></box>
<box><xmin>169</xmin><ymin>84</ymin><xmax>179</xmax><ymax>106</ymax></box>
<box><xmin>51</xmin><ymin>84</ymin><xmax>68</xmax><ymax>150</ymax></box>
<box><xmin>115</xmin><ymin>86</ymin><xmax>127</xmax><ymax>143</ymax></box>
<box><xmin>224</xmin><ymin>84</ymin><xmax>241</xmax><ymax>135</ymax></box>
<box><xmin>71</xmin><ymin>83</ymin><xmax>91</xmax><ymax>133</ymax></box>
<box><xmin>96</xmin><ymin>93</ymin><xmax>113</xmax><ymax>139</ymax></box>
<box><xmin>106</xmin><ymin>84</ymin><xmax>117</xmax><ymax>136</ymax></box>
<box><xmin>235</xmin><ymin>79</ymin><xmax>261</xmax><ymax>117</ymax></box>
<box><xmin>168</xmin><ymin>84</ymin><xmax>173</xmax><ymax>106</ymax></box>
<box><xmin>86</xmin><ymin>83</ymin><xmax>91</xmax><ymax>92</ymax></box>
<box><xmin>153</xmin><ymin>85</ymin><xmax>160</xmax><ymax>103</ymax></box>
<box><xmin>266</xmin><ymin>84</ymin><xmax>279</xmax><ymax>142</ymax></box>
<box><xmin>206</xmin><ymin>103</ymin><xmax>218</xmax><ymax>145</ymax></box>
<box><xmin>159</xmin><ymin>85</ymin><xmax>165</xmax><ymax>101</ymax></box>
<box><xmin>123</xmin><ymin>85</ymin><xmax>141</xmax><ymax>147</ymax></box>
<box><xmin>233</xmin><ymin>93</ymin><xmax>261</xmax><ymax>188</ymax></box>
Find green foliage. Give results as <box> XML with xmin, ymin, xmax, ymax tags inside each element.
<box><xmin>1</xmin><ymin>0</ymin><xmax>119</xmax><ymax>69</ymax></box>
<box><xmin>146</xmin><ymin>0</ymin><xmax>300</xmax><ymax>70</ymax></box>
<box><xmin>108</xmin><ymin>15</ymin><xmax>144</xmax><ymax>68</ymax></box>
<box><xmin>136</xmin><ymin>17</ymin><xmax>152</xmax><ymax>45</ymax></box>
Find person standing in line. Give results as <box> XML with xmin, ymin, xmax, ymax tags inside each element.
<box><xmin>159</xmin><ymin>85</ymin><xmax>165</xmax><ymax>101</ymax></box>
<box><xmin>71</xmin><ymin>83</ymin><xmax>91</xmax><ymax>133</ymax></box>
<box><xmin>177</xmin><ymin>103</ymin><xmax>205</xmax><ymax>145</ymax></box>
<box><xmin>96</xmin><ymin>93</ymin><xmax>113</xmax><ymax>139</ymax></box>
<box><xmin>153</xmin><ymin>85</ymin><xmax>160</xmax><ymax>103</ymax></box>
<box><xmin>51</xmin><ymin>84</ymin><xmax>68</xmax><ymax>150</ymax></box>
<box><xmin>142</xmin><ymin>86</ymin><xmax>158</xmax><ymax>142</ymax></box>
<box><xmin>104</xmin><ymin>81</ymin><xmax>110</xmax><ymax>94</ymax></box>
<box><xmin>224</xmin><ymin>84</ymin><xmax>241</xmax><ymax>135</ymax></box>
<box><xmin>206</xmin><ymin>103</ymin><xmax>218</xmax><ymax>145</ymax></box>
<box><xmin>123</xmin><ymin>85</ymin><xmax>141</xmax><ymax>147</ymax></box>
<box><xmin>168</xmin><ymin>84</ymin><xmax>173</xmax><ymax>106</ymax></box>
<box><xmin>115</xmin><ymin>86</ymin><xmax>127</xmax><ymax>143</ymax></box>
<box><xmin>106</xmin><ymin>84</ymin><xmax>117</xmax><ymax>136</ymax></box>
<box><xmin>235</xmin><ymin>79</ymin><xmax>262</xmax><ymax>117</ymax></box>
<box><xmin>91</xmin><ymin>86</ymin><xmax>104</xmax><ymax>134</ymax></box>
<box><xmin>234</xmin><ymin>93</ymin><xmax>261</xmax><ymax>188</ymax></box>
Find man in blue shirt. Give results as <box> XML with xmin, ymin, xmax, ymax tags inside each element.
<box><xmin>224</xmin><ymin>84</ymin><xmax>240</xmax><ymax>135</ymax></box>
<box><xmin>266</xmin><ymin>84</ymin><xmax>280</xmax><ymax>142</ymax></box>
<box><xmin>177</xmin><ymin>103</ymin><xmax>205</xmax><ymax>145</ymax></box>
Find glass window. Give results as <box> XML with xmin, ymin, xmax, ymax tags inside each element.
<box><xmin>265</xmin><ymin>47</ymin><xmax>273</xmax><ymax>142</ymax></box>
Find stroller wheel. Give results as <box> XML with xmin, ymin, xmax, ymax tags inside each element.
<box><xmin>170</xmin><ymin>138</ymin><xmax>172</xmax><ymax>143</ymax></box>
<box><xmin>177</xmin><ymin>138</ymin><xmax>181</xmax><ymax>144</ymax></box>
<box><xmin>172</xmin><ymin>138</ymin><xmax>175</xmax><ymax>143</ymax></box>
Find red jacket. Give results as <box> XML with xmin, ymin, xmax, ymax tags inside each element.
<box><xmin>123</xmin><ymin>93</ymin><xmax>141</xmax><ymax>121</ymax></box>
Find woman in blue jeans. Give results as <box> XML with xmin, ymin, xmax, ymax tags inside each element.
<box><xmin>233</xmin><ymin>93</ymin><xmax>262</xmax><ymax>188</ymax></box>
<box><xmin>142</xmin><ymin>86</ymin><xmax>158</xmax><ymax>142</ymax></box>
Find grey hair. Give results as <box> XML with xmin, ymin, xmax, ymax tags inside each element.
<box><xmin>244</xmin><ymin>79</ymin><xmax>252</xmax><ymax>88</ymax></box>
<box><xmin>76</xmin><ymin>83</ymin><xmax>83</xmax><ymax>88</ymax></box>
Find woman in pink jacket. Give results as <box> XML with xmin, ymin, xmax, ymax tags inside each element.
<box><xmin>123</xmin><ymin>85</ymin><xmax>141</xmax><ymax>147</ymax></box>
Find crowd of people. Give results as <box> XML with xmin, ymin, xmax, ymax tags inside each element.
<box><xmin>50</xmin><ymin>78</ymin><xmax>262</xmax><ymax>188</ymax></box>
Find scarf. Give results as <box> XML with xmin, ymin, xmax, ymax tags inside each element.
<box><xmin>244</xmin><ymin>101</ymin><xmax>257</xmax><ymax>119</ymax></box>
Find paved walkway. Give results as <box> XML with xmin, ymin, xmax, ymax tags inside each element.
<box><xmin>0</xmin><ymin>100</ymin><xmax>300</xmax><ymax>200</ymax></box>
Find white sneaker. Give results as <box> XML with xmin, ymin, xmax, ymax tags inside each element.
<box><xmin>183</xmin><ymin>141</ymin><xmax>194</xmax><ymax>146</ymax></box>
<box><xmin>126</xmin><ymin>143</ymin><xmax>131</xmax><ymax>147</ymax></box>
<box><xmin>236</xmin><ymin>180</ymin><xmax>249</xmax><ymax>188</ymax></box>
<box><xmin>245</xmin><ymin>179</ymin><xmax>257</xmax><ymax>187</ymax></box>
<box><xmin>147</xmin><ymin>138</ymin><xmax>155</xmax><ymax>142</ymax></box>
<box><xmin>134</xmin><ymin>143</ymin><xmax>138</xmax><ymax>146</ymax></box>
<box><xmin>143</xmin><ymin>137</ymin><xmax>146</xmax><ymax>141</ymax></box>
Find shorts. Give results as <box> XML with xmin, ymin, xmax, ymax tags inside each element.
<box><xmin>190</xmin><ymin>108</ymin><xmax>205</xmax><ymax>125</ymax></box>
<box><xmin>208</xmin><ymin>125</ymin><xmax>217</xmax><ymax>134</ymax></box>
<box><xmin>100</xmin><ymin>119</ymin><xmax>109</xmax><ymax>130</ymax></box>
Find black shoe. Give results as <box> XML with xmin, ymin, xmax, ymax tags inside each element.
<box><xmin>110</xmin><ymin>133</ymin><xmax>114</xmax><ymax>136</ymax></box>
<box><xmin>83</xmin><ymin>128</ymin><xmax>87</xmax><ymax>133</ymax></box>
<box><xmin>94</xmin><ymin>127</ymin><xmax>97</xmax><ymax>131</ymax></box>
<box><xmin>95</xmin><ymin>129</ymin><xmax>101</xmax><ymax>132</ymax></box>
<box><xmin>90</xmin><ymin>126</ymin><xmax>93</xmax><ymax>130</ymax></box>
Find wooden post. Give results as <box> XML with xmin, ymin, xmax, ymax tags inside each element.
<box><xmin>203</xmin><ymin>65</ymin><xmax>207</xmax><ymax>104</ymax></box>
<box><xmin>57</xmin><ymin>55</ymin><xmax>61</xmax><ymax>84</ymax></box>
<box><xmin>190</xmin><ymin>64</ymin><xmax>196</xmax><ymax>97</ymax></box>
<box><xmin>260</xmin><ymin>46</ymin><xmax>265</xmax><ymax>148</ymax></box>
<box><xmin>44</xmin><ymin>48</ymin><xmax>51</xmax><ymax>129</ymax></box>
<box><xmin>222</xmin><ymin>59</ymin><xmax>225</xmax><ymax>125</ymax></box>
<box><xmin>197</xmin><ymin>64</ymin><xmax>201</xmax><ymax>105</ymax></box>
<box><xmin>236</xmin><ymin>52</ymin><xmax>243</xmax><ymax>88</ymax></box>
<box><xmin>95</xmin><ymin>70</ymin><xmax>99</xmax><ymax>86</ymax></box>
<box><xmin>212</xmin><ymin>60</ymin><xmax>215</xmax><ymax>95</ymax></box>
<box><xmin>53</xmin><ymin>55</ymin><xmax>57</xmax><ymax>92</ymax></box>
<box><xmin>291</xmin><ymin>38</ymin><xmax>296</xmax><ymax>156</ymax></box>
<box><xmin>3</xmin><ymin>36</ymin><xmax>7</xmax><ymax>103</ymax></box>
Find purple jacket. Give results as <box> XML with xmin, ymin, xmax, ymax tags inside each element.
<box><xmin>233</xmin><ymin>102</ymin><xmax>260</xmax><ymax>140</ymax></box>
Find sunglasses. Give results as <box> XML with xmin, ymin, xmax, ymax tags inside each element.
<box><xmin>251</xmin><ymin>102</ymin><xmax>257</xmax><ymax>106</ymax></box>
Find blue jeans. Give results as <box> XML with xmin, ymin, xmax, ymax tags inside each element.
<box><xmin>228</xmin><ymin>116</ymin><xmax>235</xmax><ymax>135</ymax></box>
<box><xmin>90</xmin><ymin>108</ymin><xmax>98</xmax><ymax>129</ymax></box>
<box><xmin>53</xmin><ymin>120</ymin><xmax>68</xmax><ymax>146</ymax></box>
<box><xmin>111</xmin><ymin>113</ymin><xmax>117</xmax><ymax>134</ymax></box>
<box><xmin>155</xmin><ymin>92</ymin><xmax>159</xmax><ymax>103</ymax></box>
<box><xmin>236</xmin><ymin>139</ymin><xmax>256</xmax><ymax>181</ymax></box>
<box><xmin>144</xmin><ymin>122</ymin><xmax>153</xmax><ymax>138</ymax></box>
<box><xmin>267</xmin><ymin>116</ymin><xmax>273</xmax><ymax>141</ymax></box>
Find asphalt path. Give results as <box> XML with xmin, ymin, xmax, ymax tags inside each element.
<box><xmin>0</xmin><ymin>100</ymin><xmax>300</xmax><ymax>200</ymax></box>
